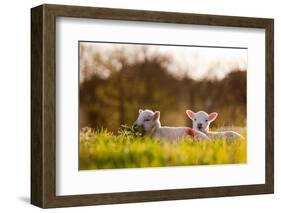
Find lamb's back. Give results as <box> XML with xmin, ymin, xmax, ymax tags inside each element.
<box><xmin>154</xmin><ymin>127</ymin><xmax>187</xmax><ymax>140</ymax></box>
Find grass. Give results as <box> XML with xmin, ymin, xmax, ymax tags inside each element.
<box><xmin>79</xmin><ymin>126</ymin><xmax>247</xmax><ymax>170</ymax></box>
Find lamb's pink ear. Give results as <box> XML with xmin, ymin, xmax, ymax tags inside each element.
<box><xmin>139</xmin><ymin>109</ymin><xmax>143</xmax><ymax>114</ymax></box>
<box><xmin>208</xmin><ymin>112</ymin><xmax>218</xmax><ymax>122</ymax></box>
<box><xmin>186</xmin><ymin>110</ymin><xmax>194</xmax><ymax>120</ymax></box>
<box><xmin>153</xmin><ymin>111</ymin><xmax>160</xmax><ymax>120</ymax></box>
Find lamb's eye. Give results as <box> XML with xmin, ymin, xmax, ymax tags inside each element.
<box><xmin>205</xmin><ymin>119</ymin><xmax>208</xmax><ymax>122</ymax></box>
<box><xmin>194</xmin><ymin>118</ymin><xmax>197</xmax><ymax>121</ymax></box>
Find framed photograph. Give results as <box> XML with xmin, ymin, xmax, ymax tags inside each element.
<box><xmin>31</xmin><ymin>4</ymin><xmax>274</xmax><ymax>208</ymax></box>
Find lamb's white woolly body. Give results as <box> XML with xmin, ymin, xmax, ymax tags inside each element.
<box><xmin>152</xmin><ymin>126</ymin><xmax>192</xmax><ymax>140</ymax></box>
<box><xmin>133</xmin><ymin>109</ymin><xmax>209</xmax><ymax>141</ymax></box>
<box><xmin>205</xmin><ymin>130</ymin><xmax>242</xmax><ymax>140</ymax></box>
<box><xmin>186</xmin><ymin>110</ymin><xmax>243</xmax><ymax>141</ymax></box>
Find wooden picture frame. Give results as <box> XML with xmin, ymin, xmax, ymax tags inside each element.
<box><xmin>31</xmin><ymin>4</ymin><xmax>274</xmax><ymax>208</ymax></box>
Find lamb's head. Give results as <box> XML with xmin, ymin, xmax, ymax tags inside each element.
<box><xmin>133</xmin><ymin>109</ymin><xmax>161</xmax><ymax>133</ymax></box>
<box><xmin>186</xmin><ymin>110</ymin><xmax>218</xmax><ymax>133</ymax></box>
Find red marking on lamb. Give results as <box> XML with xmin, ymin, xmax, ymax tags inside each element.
<box><xmin>186</xmin><ymin>128</ymin><xmax>195</xmax><ymax>137</ymax></box>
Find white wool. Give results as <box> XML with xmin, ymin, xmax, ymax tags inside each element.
<box><xmin>133</xmin><ymin>109</ymin><xmax>209</xmax><ymax>141</ymax></box>
<box><xmin>205</xmin><ymin>131</ymin><xmax>243</xmax><ymax>140</ymax></box>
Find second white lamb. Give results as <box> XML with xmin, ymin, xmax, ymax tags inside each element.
<box><xmin>186</xmin><ymin>110</ymin><xmax>243</xmax><ymax>141</ymax></box>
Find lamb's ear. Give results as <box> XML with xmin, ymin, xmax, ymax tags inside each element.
<box><xmin>153</xmin><ymin>111</ymin><xmax>160</xmax><ymax>120</ymax></box>
<box><xmin>139</xmin><ymin>109</ymin><xmax>143</xmax><ymax>114</ymax></box>
<box><xmin>208</xmin><ymin>112</ymin><xmax>218</xmax><ymax>122</ymax></box>
<box><xmin>186</xmin><ymin>110</ymin><xmax>194</xmax><ymax>120</ymax></box>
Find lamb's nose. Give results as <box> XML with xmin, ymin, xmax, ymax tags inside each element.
<box><xmin>133</xmin><ymin>123</ymin><xmax>138</xmax><ymax>129</ymax></box>
<box><xmin>197</xmin><ymin>123</ymin><xmax>203</xmax><ymax>128</ymax></box>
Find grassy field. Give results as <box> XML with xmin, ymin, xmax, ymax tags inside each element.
<box><xmin>79</xmin><ymin>127</ymin><xmax>247</xmax><ymax>170</ymax></box>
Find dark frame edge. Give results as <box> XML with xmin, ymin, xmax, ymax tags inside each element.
<box><xmin>31</xmin><ymin>4</ymin><xmax>57</xmax><ymax>208</ymax></box>
<box><xmin>31</xmin><ymin>5</ymin><xmax>44</xmax><ymax>208</ymax></box>
<box><xmin>265</xmin><ymin>19</ymin><xmax>274</xmax><ymax>194</ymax></box>
<box><xmin>43</xmin><ymin>3</ymin><xmax>273</xmax><ymax>28</ymax></box>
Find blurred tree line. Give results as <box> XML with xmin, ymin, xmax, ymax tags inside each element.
<box><xmin>80</xmin><ymin>45</ymin><xmax>246</xmax><ymax>132</ymax></box>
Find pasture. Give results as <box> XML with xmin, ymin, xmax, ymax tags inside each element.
<box><xmin>79</xmin><ymin>127</ymin><xmax>247</xmax><ymax>170</ymax></box>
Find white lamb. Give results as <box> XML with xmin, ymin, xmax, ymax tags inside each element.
<box><xmin>133</xmin><ymin>109</ymin><xmax>209</xmax><ymax>141</ymax></box>
<box><xmin>186</xmin><ymin>110</ymin><xmax>243</xmax><ymax>141</ymax></box>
